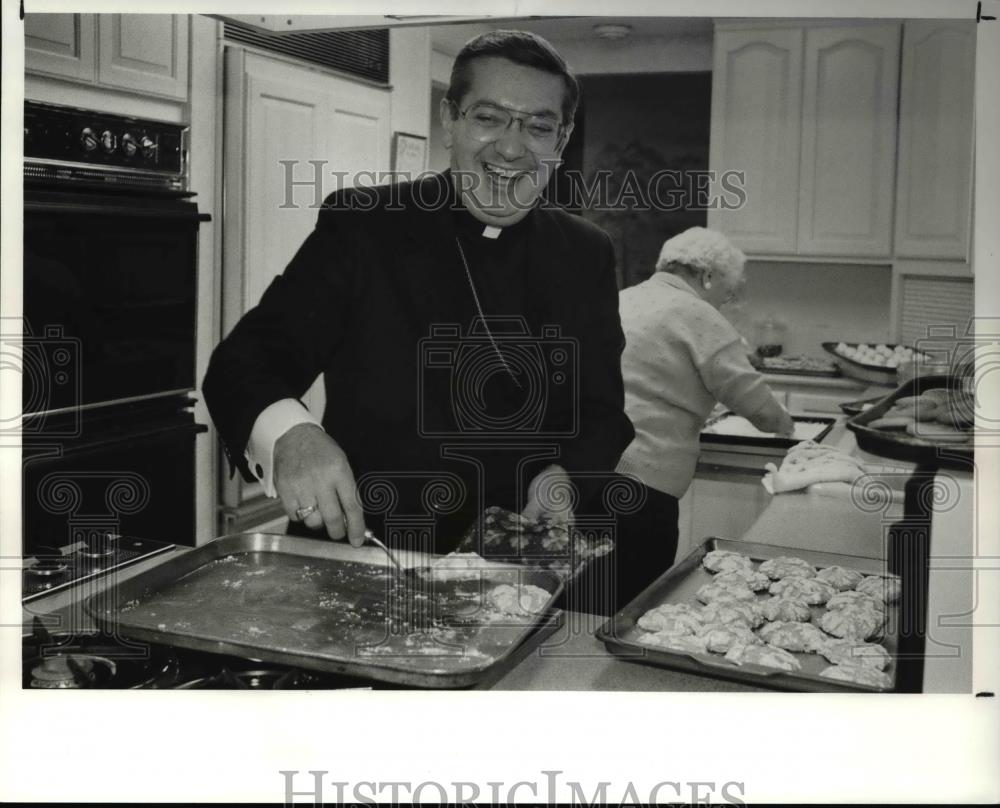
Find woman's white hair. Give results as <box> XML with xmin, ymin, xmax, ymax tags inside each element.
<box><xmin>655</xmin><ymin>226</ymin><xmax>746</xmax><ymax>282</ymax></box>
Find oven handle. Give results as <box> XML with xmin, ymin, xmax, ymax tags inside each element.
<box><xmin>55</xmin><ymin>421</ymin><xmax>207</xmax><ymax>458</ymax></box>
<box><xmin>24</xmin><ymin>198</ymin><xmax>210</xmax><ymax>222</ymax></box>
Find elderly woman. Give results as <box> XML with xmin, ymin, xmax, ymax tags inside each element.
<box><xmin>615</xmin><ymin>227</ymin><xmax>793</xmax><ymax>557</ymax></box>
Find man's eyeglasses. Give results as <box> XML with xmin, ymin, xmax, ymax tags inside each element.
<box><xmin>450</xmin><ymin>100</ymin><xmax>566</xmax><ymax>152</ymax></box>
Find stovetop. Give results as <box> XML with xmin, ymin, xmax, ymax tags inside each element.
<box><xmin>22</xmin><ymin>534</ymin><xmax>175</xmax><ymax>602</ymax></box>
<box><xmin>22</xmin><ymin>630</ymin><xmax>381</xmax><ymax>690</ymax></box>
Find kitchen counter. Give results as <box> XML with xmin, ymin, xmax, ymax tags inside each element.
<box><xmin>20</xmin><ymin>415</ymin><xmax>912</xmax><ymax>692</ymax></box>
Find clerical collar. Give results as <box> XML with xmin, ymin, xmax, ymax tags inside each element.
<box><xmin>446</xmin><ymin>171</ymin><xmax>532</xmax><ymax>240</ymax></box>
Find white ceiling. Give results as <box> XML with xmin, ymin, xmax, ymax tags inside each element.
<box><xmin>429</xmin><ymin>16</ymin><xmax>714</xmax><ymax>56</ymax></box>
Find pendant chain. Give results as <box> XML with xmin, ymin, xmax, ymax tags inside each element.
<box><xmin>454</xmin><ymin>235</ymin><xmax>522</xmax><ymax>388</ymax></box>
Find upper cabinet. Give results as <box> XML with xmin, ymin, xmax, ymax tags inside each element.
<box><xmin>710</xmin><ymin>21</ymin><xmax>902</xmax><ymax>260</ymax></box>
<box><xmin>796</xmin><ymin>25</ymin><xmax>900</xmax><ymax>257</ymax></box>
<box><xmin>25</xmin><ymin>13</ymin><xmax>189</xmax><ymax>101</ymax></box>
<box><xmin>894</xmin><ymin>21</ymin><xmax>976</xmax><ymax>261</ymax></box>
<box><xmin>709</xmin><ymin>27</ymin><xmax>803</xmax><ymax>254</ymax></box>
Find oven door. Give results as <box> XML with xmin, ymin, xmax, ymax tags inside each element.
<box><xmin>22</xmin><ymin>400</ymin><xmax>207</xmax><ymax>557</ymax></box>
<box><xmin>22</xmin><ymin>188</ymin><xmax>206</xmax><ymax>417</ymax></box>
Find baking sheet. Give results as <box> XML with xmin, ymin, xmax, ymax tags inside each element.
<box><xmin>595</xmin><ymin>537</ymin><xmax>900</xmax><ymax>693</ymax></box>
<box><xmin>700</xmin><ymin>414</ymin><xmax>835</xmax><ymax>448</ymax></box>
<box><xmin>86</xmin><ymin>533</ymin><xmax>563</xmax><ymax>689</ymax></box>
<box><xmin>846</xmin><ymin>375</ymin><xmax>973</xmax><ymax>470</ymax></box>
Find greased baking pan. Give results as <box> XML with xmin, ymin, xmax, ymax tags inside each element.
<box><xmin>596</xmin><ymin>537</ymin><xmax>900</xmax><ymax>693</ymax></box>
<box><xmin>846</xmin><ymin>375</ymin><xmax>973</xmax><ymax>470</ymax></box>
<box><xmin>85</xmin><ymin>533</ymin><xmax>563</xmax><ymax>689</ymax></box>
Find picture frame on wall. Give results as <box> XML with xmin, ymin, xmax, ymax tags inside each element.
<box><xmin>391</xmin><ymin>132</ymin><xmax>428</xmax><ymax>179</ymax></box>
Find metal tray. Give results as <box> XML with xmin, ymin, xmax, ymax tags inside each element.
<box><xmin>595</xmin><ymin>537</ymin><xmax>900</xmax><ymax>693</ymax></box>
<box><xmin>85</xmin><ymin>533</ymin><xmax>564</xmax><ymax>689</ymax></box>
<box><xmin>846</xmin><ymin>375</ymin><xmax>973</xmax><ymax>470</ymax></box>
<box><xmin>700</xmin><ymin>413</ymin><xmax>835</xmax><ymax>449</ymax></box>
<box><xmin>752</xmin><ymin>355</ymin><xmax>841</xmax><ymax>377</ymax></box>
<box><xmin>822</xmin><ymin>341</ymin><xmax>915</xmax><ymax>385</ymax></box>
<box><xmin>839</xmin><ymin>394</ymin><xmax>888</xmax><ymax>416</ymax></box>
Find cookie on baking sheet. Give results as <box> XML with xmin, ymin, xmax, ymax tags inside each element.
<box><xmin>724</xmin><ymin>642</ymin><xmax>802</xmax><ymax>671</ymax></box>
<box><xmin>695</xmin><ymin>581</ymin><xmax>757</xmax><ymax>605</ymax></box>
<box><xmin>856</xmin><ymin>575</ymin><xmax>902</xmax><ymax>603</ymax></box>
<box><xmin>819</xmin><ymin>663</ymin><xmax>892</xmax><ymax>689</ymax></box>
<box><xmin>760</xmin><ymin>596</ymin><xmax>813</xmax><ymax>623</ymax></box>
<box><xmin>700</xmin><ymin>600</ymin><xmax>765</xmax><ymax>629</ymax></box>
<box><xmin>759</xmin><ymin>556</ymin><xmax>817</xmax><ymax>580</ymax></box>
<box><xmin>768</xmin><ymin>575</ymin><xmax>836</xmax><ymax>605</ymax></box>
<box><xmin>820</xmin><ymin>640</ymin><xmax>891</xmax><ymax>671</ymax></box>
<box><xmin>714</xmin><ymin>568</ymin><xmax>771</xmax><ymax>592</ymax></box>
<box><xmin>637</xmin><ymin>631</ymin><xmax>708</xmax><ymax>654</ymax></box>
<box><xmin>758</xmin><ymin>620</ymin><xmax>828</xmax><ymax>653</ymax></box>
<box><xmin>826</xmin><ymin>590</ymin><xmax>886</xmax><ymax>613</ymax></box>
<box><xmin>699</xmin><ymin>623</ymin><xmax>759</xmax><ymax>654</ymax></box>
<box><xmin>815</xmin><ymin>565</ymin><xmax>865</xmax><ymax>592</ymax></box>
<box><xmin>702</xmin><ymin>549</ymin><xmax>754</xmax><ymax>574</ymax></box>
<box><xmin>819</xmin><ymin>606</ymin><xmax>883</xmax><ymax>640</ymax></box>
<box><xmin>636</xmin><ymin>605</ymin><xmax>703</xmax><ymax>635</ymax></box>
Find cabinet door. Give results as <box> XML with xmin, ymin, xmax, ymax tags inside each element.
<box><xmin>797</xmin><ymin>25</ymin><xmax>900</xmax><ymax>257</ymax></box>
<box><xmin>894</xmin><ymin>21</ymin><xmax>976</xmax><ymax>261</ymax></box>
<box><xmin>709</xmin><ymin>27</ymin><xmax>803</xmax><ymax>254</ymax></box>
<box><xmin>25</xmin><ymin>13</ymin><xmax>96</xmax><ymax>82</ymax></box>
<box><xmin>97</xmin><ymin>14</ymin><xmax>189</xmax><ymax>100</ymax></box>
<box><xmin>221</xmin><ymin>48</ymin><xmax>390</xmax><ymax>510</ymax></box>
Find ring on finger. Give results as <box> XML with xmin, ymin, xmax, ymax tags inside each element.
<box><xmin>295</xmin><ymin>503</ymin><xmax>318</xmax><ymax>521</ymax></box>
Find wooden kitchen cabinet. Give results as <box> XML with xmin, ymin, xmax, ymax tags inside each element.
<box><xmin>25</xmin><ymin>13</ymin><xmax>96</xmax><ymax>82</ymax></box>
<box><xmin>710</xmin><ymin>21</ymin><xmax>900</xmax><ymax>260</ymax></box>
<box><xmin>708</xmin><ymin>26</ymin><xmax>803</xmax><ymax>254</ymax></box>
<box><xmin>797</xmin><ymin>24</ymin><xmax>899</xmax><ymax>257</ymax></box>
<box><xmin>25</xmin><ymin>13</ymin><xmax>188</xmax><ymax>101</ymax></box>
<box><xmin>220</xmin><ymin>47</ymin><xmax>391</xmax><ymax>528</ymax></box>
<box><xmin>894</xmin><ymin>21</ymin><xmax>976</xmax><ymax>261</ymax></box>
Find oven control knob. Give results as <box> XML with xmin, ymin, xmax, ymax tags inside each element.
<box><xmin>140</xmin><ymin>136</ymin><xmax>157</xmax><ymax>161</ymax></box>
<box><xmin>100</xmin><ymin>130</ymin><xmax>117</xmax><ymax>154</ymax></box>
<box><xmin>80</xmin><ymin>127</ymin><xmax>98</xmax><ymax>153</ymax></box>
<box><xmin>121</xmin><ymin>132</ymin><xmax>138</xmax><ymax>157</ymax></box>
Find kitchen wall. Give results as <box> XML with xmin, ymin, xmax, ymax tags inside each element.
<box><xmin>730</xmin><ymin>261</ymin><xmax>895</xmax><ymax>354</ymax></box>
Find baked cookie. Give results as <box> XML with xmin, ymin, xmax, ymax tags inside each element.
<box><xmin>714</xmin><ymin>568</ymin><xmax>771</xmax><ymax>592</ymax></box>
<box><xmin>826</xmin><ymin>591</ymin><xmax>886</xmax><ymax>613</ymax></box>
<box><xmin>818</xmin><ymin>606</ymin><xmax>883</xmax><ymax>640</ymax></box>
<box><xmin>637</xmin><ymin>631</ymin><xmax>708</xmax><ymax>654</ymax></box>
<box><xmin>486</xmin><ymin>583</ymin><xmax>550</xmax><ymax>616</ymax></box>
<box><xmin>724</xmin><ymin>642</ymin><xmax>802</xmax><ymax>671</ymax></box>
<box><xmin>768</xmin><ymin>576</ymin><xmax>836</xmax><ymax>605</ymax></box>
<box><xmin>820</xmin><ymin>640</ymin><xmax>891</xmax><ymax>671</ymax></box>
<box><xmin>695</xmin><ymin>582</ymin><xmax>757</xmax><ymax>605</ymax></box>
<box><xmin>815</xmin><ymin>565</ymin><xmax>865</xmax><ymax>592</ymax></box>
<box><xmin>700</xmin><ymin>600</ymin><xmax>765</xmax><ymax>629</ymax></box>
<box><xmin>702</xmin><ymin>549</ymin><xmax>754</xmax><ymax>574</ymax></box>
<box><xmin>819</xmin><ymin>663</ymin><xmax>892</xmax><ymax>689</ymax></box>
<box><xmin>637</xmin><ymin>605</ymin><xmax>703</xmax><ymax>635</ymax></box>
<box><xmin>758</xmin><ymin>620</ymin><xmax>828</xmax><ymax>653</ymax></box>
<box><xmin>759</xmin><ymin>556</ymin><xmax>817</xmax><ymax>580</ymax></box>
<box><xmin>760</xmin><ymin>596</ymin><xmax>813</xmax><ymax>623</ymax></box>
<box><xmin>856</xmin><ymin>575</ymin><xmax>902</xmax><ymax>603</ymax></box>
<box><xmin>699</xmin><ymin>623</ymin><xmax>759</xmax><ymax>654</ymax></box>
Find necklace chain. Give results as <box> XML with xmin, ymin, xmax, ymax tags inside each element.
<box><xmin>454</xmin><ymin>235</ymin><xmax>522</xmax><ymax>388</ymax></box>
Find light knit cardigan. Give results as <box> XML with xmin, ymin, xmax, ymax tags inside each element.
<box><xmin>615</xmin><ymin>272</ymin><xmax>787</xmax><ymax>498</ymax></box>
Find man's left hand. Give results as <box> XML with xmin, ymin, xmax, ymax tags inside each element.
<box><xmin>522</xmin><ymin>464</ymin><xmax>575</xmax><ymax>527</ymax></box>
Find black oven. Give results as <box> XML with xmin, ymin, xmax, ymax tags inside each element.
<box><xmin>21</xmin><ymin>101</ymin><xmax>208</xmax><ymax>599</ymax></box>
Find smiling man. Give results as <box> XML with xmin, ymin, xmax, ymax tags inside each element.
<box><xmin>204</xmin><ymin>30</ymin><xmax>664</xmax><ymax>613</ymax></box>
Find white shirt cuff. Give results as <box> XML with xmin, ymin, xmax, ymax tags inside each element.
<box><xmin>245</xmin><ymin>398</ymin><xmax>321</xmax><ymax>497</ymax></box>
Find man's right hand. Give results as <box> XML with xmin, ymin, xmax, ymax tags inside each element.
<box><xmin>273</xmin><ymin>423</ymin><xmax>367</xmax><ymax>546</ymax></box>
